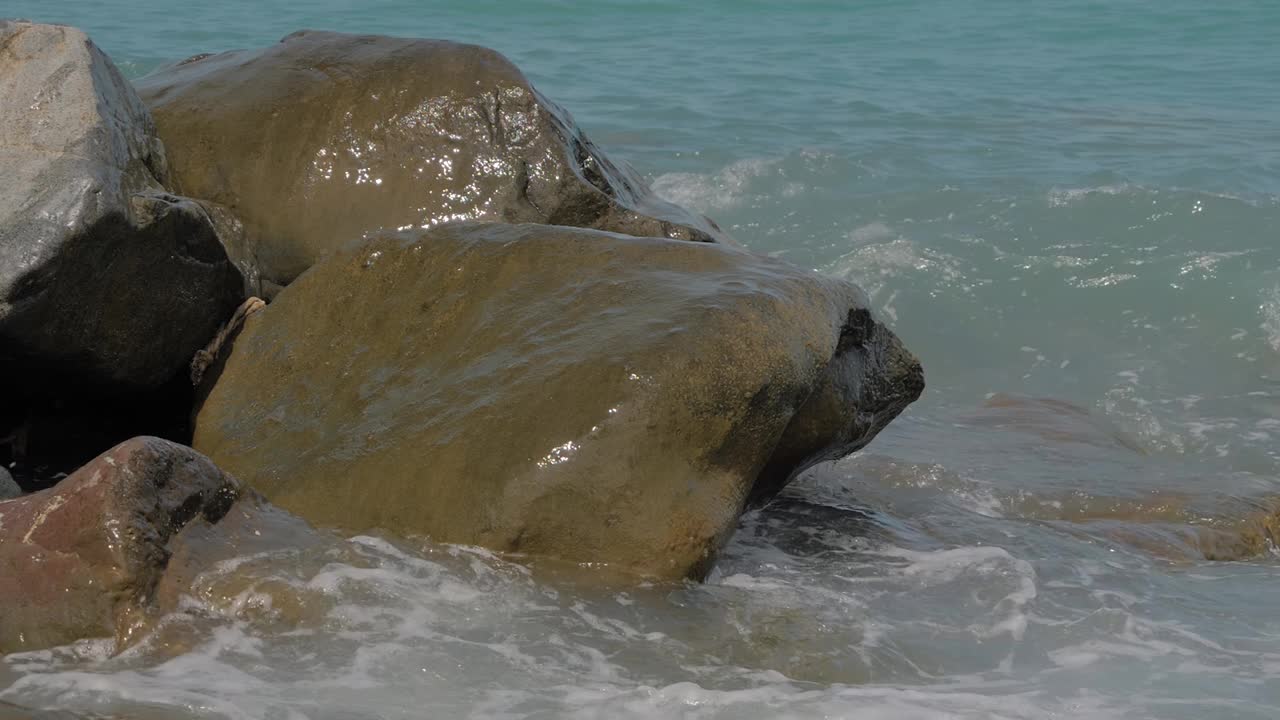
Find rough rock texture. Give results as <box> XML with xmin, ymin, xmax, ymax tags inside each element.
<box><xmin>0</xmin><ymin>465</ymin><xmax>18</xmax><ymax>500</ymax></box>
<box><xmin>0</xmin><ymin>22</ymin><xmax>248</xmax><ymax>396</ymax></box>
<box><xmin>137</xmin><ymin>30</ymin><xmax>730</xmax><ymax>287</ymax></box>
<box><xmin>193</xmin><ymin>223</ymin><xmax>923</xmax><ymax>579</ymax></box>
<box><xmin>750</xmin><ymin>305</ymin><xmax>926</xmax><ymax>507</ymax></box>
<box><xmin>0</xmin><ymin>437</ymin><xmax>245</xmax><ymax>654</ymax></box>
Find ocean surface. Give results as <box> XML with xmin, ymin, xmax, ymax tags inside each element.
<box><xmin>4</xmin><ymin>1</ymin><xmax>1280</xmax><ymax>718</ymax></box>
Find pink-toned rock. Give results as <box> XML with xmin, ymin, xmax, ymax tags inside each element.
<box><xmin>0</xmin><ymin>437</ymin><xmax>243</xmax><ymax>654</ymax></box>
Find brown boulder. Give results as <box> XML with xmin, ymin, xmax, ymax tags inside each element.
<box><xmin>136</xmin><ymin>30</ymin><xmax>729</xmax><ymax>287</ymax></box>
<box><xmin>193</xmin><ymin>223</ymin><xmax>922</xmax><ymax>579</ymax></box>
<box><xmin>0</xmin><ymin>437</ymin><xmax>245</xmax><ymax>654</ymax></box>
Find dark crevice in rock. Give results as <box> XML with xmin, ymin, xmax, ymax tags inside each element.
<box><xmin>837</xmin><ymin>307</ymin><xmax>876</xmax><ymax>353</ymax></box>
<box><xmin>0</xmin><ymin>370</ymin><xmax>198</xmax><ymax>494</ymax></box>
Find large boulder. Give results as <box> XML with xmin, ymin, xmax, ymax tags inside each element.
<box><xmin>192</xmin><ymin>223</ymin><xmax>923</xmax><ymax>579</ymax></box>
<box><xmin>0</xmin><ymin>22</ymin><xmax>248</xmax><ymax>397</ymax></box>
<box><xmin>0</xmin><ymin>437</ymin><xmax>246</xmax><ymax>654</ymax></box>
<box><xmin>136</xmin><ymin>30</ymin><xmax>730</xmax><ymax>287</ymax></box>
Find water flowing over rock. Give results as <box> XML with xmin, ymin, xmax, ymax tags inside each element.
<box><xmin>0</xmin><ymin>21</ymin><xmax>248</xmax><ymax>397</ymax></box>
<box><xmin>0</xmin><ymin>700</ymin><xmax>93</xmax><ymax>720</ymax></box>
<box><xmin>136</xmin><ymin>30</ymin><xmax>730</xmax><ymax>287</ymax></box>
<box><xmin>193</xmin><ymin>223</ymin><xmax>923</xmax><ymax>579</ymax></box>
<box><xmin>0</xmin><ymin>437</ymin><xmax>245</xmax><ymax>654</ymax></box>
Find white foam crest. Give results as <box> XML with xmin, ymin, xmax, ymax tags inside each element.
<box><xmin>1101</xmin><ymin>382</ymin><xmax>1187</xmax><ymax>454</ymax></box>
<box><xmin>1047</xmin><ymin>184</ymin><xmax>1136</xmax><ymax>208</ymax></box>
<box><xmin>1260</xmin><ymin>285</ymin><xmax>1280</xmax><ymax>353</ymax></box>
<box><xmin>827</xmin><ymin>234</ymin><xmax>970</xmax><ymax>303</ymax></box>
<box><xmin>650</xmin><ymin>157</ymin><xmax>779</xmax><ymax>212</ymax></box>
<box><xmin>518</xmin><ymin>680</ymin><xmax>1123</xmax><ymax>720</ymax></box>
<box><xmin>876</xmin><ymin>546</ymin><xmax>1038</xmax><ymax>641</ymax></box>
<box><xmin>951</xmin><ymin>486</ymin><xmax>1006</xmax><ymax>518</ymax></box>
<box><xmin>1</xmin><ymin>639</ymin><xmax>114</xmax><ymax>674</ymax></box>
<box><xmin>0</xmin><ymin>642</ymin><xmax>280</xmax><ymax>720</ymax></box>
<box><xmin>546</xmin><ymin>633</ymin><xmax>628</xmax><ymax>683</ymax></box>
<box><xmin>569</xmin><ymin>601</ymin><xmax>647</xmax><ymax>642</ymax></box>
<box><xmin>847</xmin><ymin>221</ymin><xmax>896</xmax><ymax>245</ymax></box>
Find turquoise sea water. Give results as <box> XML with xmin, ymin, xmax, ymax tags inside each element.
<box><xmin>3</xmin><ymin>2</ymin><xmax>1280</xmax><ymax>718</ymax></box>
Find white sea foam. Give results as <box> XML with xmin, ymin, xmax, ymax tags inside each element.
<box><xmin>1047</xmin><ymin>184</ymin><xmax>1136</xmax><ymax>208</ymax></box>
<box><xmin>847</xmin><ymin>221</ymin><xmax>897</xmax><ymax>245</ymax></box>
<box><xmin>826</xmin><ymin>236</ymin><xmax>971</xmax><ymax>307</ymax></box>
<box><xmin>1261</xmin><ymin>285</ymin><xmax>1280</xmax><ymax>353</ymax></box>
<box><xmin>650</xmin><ymin>157</ymin><xmax>779</xmax><ymax>212</ymax></box>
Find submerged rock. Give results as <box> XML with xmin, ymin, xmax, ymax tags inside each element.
<box><xmin>0</xmin><ymin>437</ymin><xmax>245</xmax><ymax>654</ymax></box>
<box><xmin>0</xmin><ymin>22</ymin><xmax>248</xmax><ymax>397</ymax></box>
<box><xmin>193</xmin><ymin>223</ymin><xmax>922</xmax><ymax>579</ymax></box>
<box><xmin>137</xmin><ymin>30</ymin><xmax>729</xmax><ymax>287</ymax></box>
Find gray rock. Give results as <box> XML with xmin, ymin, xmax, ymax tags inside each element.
<box><xmin>137</xmin><ymin>30</ymin><xmax>731</xmax><ymax>287</ymax></box>
<box><xmin>0</xmin><ymin>465</ymin><xmax>18</xmax><ymax>499</ymax></box>
<box><xmin>0</xmin><ymin>22</ymin><xmax>248</xmax><ymax>396</ymax></box>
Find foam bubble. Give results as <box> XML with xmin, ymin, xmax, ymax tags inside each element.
<box><xmin>1261</xmin><ymin>285</ymin><xmax>1280</xmax><ymax>353</ymax></box>
<box><xmin>650</xmin><ymin>158</ymin><xmax>778</xmax><ymax>212</ymax></box>
<box><xmin>1047</xmin><ymin>184</ymin><xmax>1136</xmax><ymax>208</ymax></box>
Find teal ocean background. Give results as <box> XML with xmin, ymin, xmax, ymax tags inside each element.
<box><xmin>3</xmin><ymin>2</ymin><xmax>1280</xmax><ymax>718</ymax></box>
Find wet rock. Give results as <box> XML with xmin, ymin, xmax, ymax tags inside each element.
<box><xmin>137</xmin><ymin>30</ymin><xmax>730</xmax><ymax>287</ymax></box>
<box><xmin>0</xmin><ymin>465</ymin><xmax>18</xmax><ymax>500</ymax></box>
<box><xmin>1070</xmin><ymin>496</ymin><xmax>1280</xmax><ymax>563</ymax></box>
<box><xmin>971</xmin><ymin>393</ymin><xmax>1147</xmax><ymax>455</ymax></box>
<box><xmin>196</xmin><ymin>199</ymin><xmax>271</xmax><ymax>299</ymax></box>
<box><xmin>750</xmin><ymin>307</ymin><xmax>925</xmax><ymax>507</ymax></box>
<box><xmin>0</xmin><ymin>22</ymin><xmax>248</xmax><ymax>397</ymax></box>
<box><xmin>0</xmin><ymin>437</ymin><xmax>245</xmax><ymax>654</ymax></box>
<box><xmin>193</xmin><ymin>223</ymin><xmax>922</xmax><ymax>579</ymax></box>
<box><xmin>150</xmin><ymin>500</ymin><xmax>337</xmax><ymax>634</ymax></box>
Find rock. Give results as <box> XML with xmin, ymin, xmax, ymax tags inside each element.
<box><xmin>196</xmin><ymin>199</ymin><xmax>272</xmax><ymax>299</ymax></box>
<box><xmin>750</xmin><ymin>306</ymin><xmax>926</xmax><ymax>507</ymax></box>
<box><xmin>0</xmin><ymin>437</ymin><xmax>245</xmax><ymax>654</ymax></box>
<box><xmin>0</xmin><ymin>22</ymin><xmax>248</xmax><ymax>397</ymax></box>
<box><xmin>193</xmin><ymin>223</ymin><xmax>922</xmax><ymax>579</ymax></box>
<box><xmin>0</xmin><ymin>465</ymin><xmax>18</xmax><ymax>499</ymax></box>
<box><xmin>137</xmin><ymin>30</ymin><xmax>730</xmax><ymax>287</ymax></box>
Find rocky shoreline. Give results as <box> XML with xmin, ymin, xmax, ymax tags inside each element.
<box><xmin>0</xmin><ymin>21</ymin><xmax>923</xmax><ymax>655</ymax></box>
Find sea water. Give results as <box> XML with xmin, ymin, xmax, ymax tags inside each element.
<box><xmin>2</xmin><ymin>1</ymin><xmax>1279</xmax><ymax>717</ymax></box>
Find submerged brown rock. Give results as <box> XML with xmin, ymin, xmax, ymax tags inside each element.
<box><xmin>0</xmin><ymin>22</ymin><xmax>249</xmax><ymax>397</ymax></box>
<box><xmin>136</xmin><ymin>30</ymin><xmax>730</xmax><ymax>287</ymax></box>
<box><xmin>0</xmin><ymin>437</ymin><xmax>246</xmax><ymax>654</ymax></box>
<box><xmin>193</xmin><ymin>223</ymin><xmax>923</xmax><ymax>579</ymax></box>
